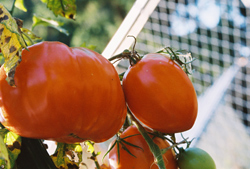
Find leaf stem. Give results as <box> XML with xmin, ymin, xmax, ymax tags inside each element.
<box><xmin>59</xmin><ymin>0</ymin><xmax>66</xmax><ymax>11</ymax></box>
<box><xmin>108</xmin><ymin>52</ymin><xmax>124</xmax><ymax>62</ymax></box>
<box><xmin>10</xmin><ymin>0</ymin><xmax>17</xmax><ymax>15</ymax></box>
<box><xmin>92</xmin><ymin>154</ymin><xmax>101</xmax><ymax>169</ymax></box>
<box><xmin>87</xmin><ymin>141</ymin><xmax>101</xmax><ymax>169</ymax></box>
<box><xmin>21</xmin><ymin>31</ymin><xmax>35</xmax><ymax>46</ymax></box>
<box><xmin>127</xmin><ymin>109</ymin><xmax>166</xmax><ymax>169</ymax></box>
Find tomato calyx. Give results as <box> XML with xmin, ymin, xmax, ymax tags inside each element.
<box><xmin>108</xmin><ymin>36</ymin><xmax>196</xmax><ymax>76</ymax></box>
<box><xmin>103</xmin><ymin>133</ymin><xmax>143</xmax><ymax>164</ymax></box>
<box><xmin>108</xmin><ymin>48</ymin><xmax>141</xmax><ymax>66</ymax></box>
<box><xmin>157</xmin><ymin>47</ymin><xmax>196</xmax><ymax>75</ymax></box>
<box><xmin>147</xmin><ymin>131</ymin><xmax>193</xmax><ymax>157</ymax></box>
<box><xmin>108</xmin><ymin>36</ymin><xmax>142</xmax><ymax>66</ymax></box>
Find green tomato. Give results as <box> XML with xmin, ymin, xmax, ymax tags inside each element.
<box><xmin>177</xmin><ymin>147</ymin><xmax>216</xmax><ymax>169</ymax></box>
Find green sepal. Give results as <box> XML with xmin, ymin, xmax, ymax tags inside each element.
<box><xmin>32</xmin><ymin>14</ymin><xmax>69</xmax><ymax>36</ymax></box>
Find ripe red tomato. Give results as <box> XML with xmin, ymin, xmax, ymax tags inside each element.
<box><xmin>0</xmin><ymin>41</ymin><xmax>127</xmax><ymax>143</ymax></box>
<box><xmin>108</xmin><ymin>125</ymin><xmax>178</xmax><ymax>169</ymax></box>
<box><xmin>122</xmin><ymin>54</ymin><xmax>198</xmax><ymax>133</ymax></box>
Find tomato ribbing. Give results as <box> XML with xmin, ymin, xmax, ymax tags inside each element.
<box><xmin>0</xmin><ymin>41</ymin><xmax>127</xmax><ymax>143</ymax></box>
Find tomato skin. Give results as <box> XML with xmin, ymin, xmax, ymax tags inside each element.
<box><xmin>122</xmin><ymin>54</ymin><xmax>198</xmax><ymax>133</ymax></box>
<box><xmin>177</xmin><ymin>147</ymin><xmax>216</xmax><ymax>169</ymax></box>
<box><xmin>98</xmin><ymin>164</ymin><xmax>111</xmax><ymax>169</ymax></box>
<box><xmin>0</xmin><ymin>41</ymin><xmax>127</xmax><ymax>143</ymax></box>
<box><xmin>108</xmin><ymin>125</ymin><xmax>178</xmax><ymax>169</ymax></box>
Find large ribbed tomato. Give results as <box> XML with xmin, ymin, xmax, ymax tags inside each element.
<box><xmin>122</xmin><ymin>53</ymin><xmax>198</xmax><ymax>133</ymax></box>
<box><xmin>108</xmin><ymin>125</ymin><xmax>178</xmax><ymax>169</ymax></box>
<box><xmin>0</xmin><ymin>41</ymin><xmax>127</xmax><ymax>143</ymax></box>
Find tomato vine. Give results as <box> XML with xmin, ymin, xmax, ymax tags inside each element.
<box><xmin>0</xmin><ymin>1</ymin><xmax>217</xmax><ymax>169</ymax></box>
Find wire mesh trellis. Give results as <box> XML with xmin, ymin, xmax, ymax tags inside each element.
<box><xmin>116</xmin><ymin>0</ymin><xmax>250</xmax><ymax>168</ymax></box>
<box><xmin>135</xmin><ymin>0</ymin><xmax>248</xmax><ymax>93</ymax></box>
<box><xmin>131</xmin><ymin>0</ymin><xmax>250</xmax><ymax>132</ymax></box>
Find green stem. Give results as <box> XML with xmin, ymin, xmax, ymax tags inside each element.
<box><xmin>59</xmin><ymin>0</ymin><xmax>66</xmax><ymax>11</ymax></box>
<box><xmin>108</xmin><ymin>49</ymin><xmax>139</xmax><ymax>66</ymax></box>
<box><xmin>127</xmin><ymin>109</ymin><xmax>166</xmax><ymax>169</ymax></box>
<box><xmin>10</xmin><ymin>0</ymin><xmax>17</xmax><ymax>15</ymax></box>
<box><xmin>87</xmin><ymin>141</ymin><xmax>101</xmax><ymax>169</ymax></box>
<box><xmin>108</xmin><ymin>52</ymin><xmax>124</xmax><ymax>62</ymax></box>
<box><xmin>21</xmin><ymin>32</ymin><xmax>35</xmax><ymax>46</ymax></box>
<box><xmin>92</xmin><ymin>153</ymin><xmax>100</xmax><ymax>169</ymax></box>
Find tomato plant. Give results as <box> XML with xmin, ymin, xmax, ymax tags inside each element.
<box><xmin>0</xmin><ymin>1</ymin><xmax>208</xmax><ymax>169</ymax></box>
<box><xmin>0</xmin><ymin>41</ymin><xmax>127</xmax><ymax>143</ymax></box>
<box><xmin>177</xmin><ymin>147</ymin><xmax>216</xmax><ymax>169</ymax></box>
<box><xmin>108</xmin><ymin>125</ymin><xmax>178</xmax><ymax>169</ymax></box>
<box><xmin>122</xmin><ymin>53</ymin><xmax>198</xmax><ymax>133</ymax></box>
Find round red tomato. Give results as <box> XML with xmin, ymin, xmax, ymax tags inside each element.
<box><xmin>108</xmin><ymin>125</ymin><xmax>178</xmax><ymax>169</ymax></box>
<box><xmin>122</xmin><ymin>54</ymin><xmax>198</xmax><ymax>133</ymax></box>
<box><xmin>0</xmin><ymin>41</ymin><xmax>127</xmax><ymax>143</ymax></box>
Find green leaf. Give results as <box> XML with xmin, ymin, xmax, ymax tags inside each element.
<box><xmin>32</xmin><ymin>14</ymin><xmax>69</xmax><ymax>36</ymax></box>
<box><xmin>5</xmin><ymin>132</ymin><xmax>21</xmax><ymax>169</ymax></box>
<box><xmin>21</xmin><ymin>28</ymin><xmax>42</xmax><ymax>46</ymax></box>
<box><xmin>0</xmin><ymin>135</ymin><xmax>10</xmax><ymax>169</ymax></box>
<box><xmin>0</xmin><ymin>3</ymin><xmax>27</xmax><ymax>87</ymax></box>
<box><xmin>80</xmin><ymin>42</ymin><xmax>97</xmax><ymax>51</ymax></box>
<box><xmin>0</xmin><ymin>53</ymin><xmax>4</xmax><ymax>66</ymax></box>
<box><xmin>41</xmin><ymin>0</ymin><xmax>76</xmax><ymax>19</ymax></box>
<box><xmin>51</xmin><ymin>143</ymin><xmax>65</xmax><ymax>168</ymax></box>
<box><xmin>51</xmin><ymin>142</ymin><xmax>82</xmax><ymax>169</ymax></box>
<box><xmin>85</xmin><ymin>141</ymin><xmax>95</xmax><ymax>154</ymax></box>
<box><xmin>0</xmin><ymin>129</ymin><xmax>21</xmax><ymax>169</ymax></box>
<box><xmin>65</xmin><ymin>142</ymin><xmax>83</xmax><ymax>162</ymax></box>
<box><xmin>103</xmin><ymin>140</ymin><xmax>116</xmax><ymax>163</ymax></box>
<box><xmin>15</xmin><ymin>0</ymin><xmax>27</xmax><ymax>12</ymax></box>
<box><xmin>74</xmin><ymin>144</ymin><xmax>82</xmax><ymax>153</ymax></box>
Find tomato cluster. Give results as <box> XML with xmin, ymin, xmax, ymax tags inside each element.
<box><xmin>0</xmin><ymin>41</ymin><xmax>215</xmax><ymax>169</ymax></box>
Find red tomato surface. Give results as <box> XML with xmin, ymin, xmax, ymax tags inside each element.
<box><xmin>108</xmin><ymin>125</ymin><xmax>178</xmax><ymax>169</ymax></box>
<box><xmin>0</xmin><ymin>41</ymin><xmax>127</xmax><ymax>143</ymax></box>
<box><xmin>98</xmin><ymin>164</ymin><xmax>111</xmax><ymax>169</ymax></box>
<box><xmin>122</xmin><ymin>54</ymin><xmax>198</xmax><ymax>133</ymax></box>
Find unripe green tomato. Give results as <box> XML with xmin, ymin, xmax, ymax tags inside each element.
<box><xmin>177</xmin><ymin>147</ymin><xmax>216</xmax><ymax>169</ymax></box>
